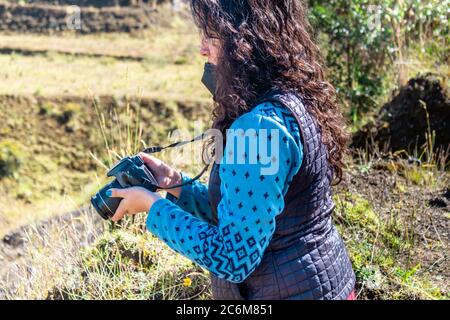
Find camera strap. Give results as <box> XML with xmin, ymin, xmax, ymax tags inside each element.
<box><xmin>141</xmin><ymin>133</ymin><xmax>211</xmax><ymax>190</ymax></box>
<box><xmin>141</xmin><ymin>132</ymin><xmax>206</xmax><ymax>154</ymax></box>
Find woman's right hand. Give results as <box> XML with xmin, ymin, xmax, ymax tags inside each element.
<box><xmin>138</xmin><ymin>152</ymin><xmax>182</xmax><ymax>198</ymax></box>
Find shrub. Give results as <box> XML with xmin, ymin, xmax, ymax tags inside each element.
<box><xmin>309</xmin><ymin>0</ymin><xmax>449</xmax><ymax>121</ymax></box>
<box><xmin>56</xmin><ymin>103</ymin><xmax>82</xmax><ymax>125</ymax></box>
<box><xmin>0</xmin><ymin>139</ymin><xmax>24</xmax><ymax>178</ymax></box>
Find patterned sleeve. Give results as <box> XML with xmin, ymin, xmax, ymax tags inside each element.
<box><xmin>146</xmin><ymin>103</ymin><xmax>302</xmax><ymax>282</ymax></box>
<box><xmin>165</xmin><ymin>173</ymin><xmax>213</xmax><ymax>224</ymax></box>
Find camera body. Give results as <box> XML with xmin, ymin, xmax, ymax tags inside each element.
<box><xmin>90</xmin><ymin>155</ymin><xmax>158</xmax><ymax>220</ymax></box>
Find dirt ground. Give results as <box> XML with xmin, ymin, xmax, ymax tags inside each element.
<box><xmin>0</xmin><ymin>207</ymin><xmax>104</xmax><ymax>299</ymax></box>
<box><xmin>353</xmin><ymin>74</ymin><xmax>450</xmax><ymax>154</ymax></box>
<box><xmin>336</xmin><ymin>160</ymin><xmax>449</xmax><ymax>298</ymax></box>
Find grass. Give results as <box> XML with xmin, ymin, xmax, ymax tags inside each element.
<box><xmin>2</xmin><ymin>211</ymin><xmax>212</xmax><ymax>300</ymax></box>
<box><xmin>342</xmin><ymin>133</ymin><xmax>449</xmax><ymax>300</ymax></box>
<box><xmin>53</xmin><ymin>222</ymin><xmax>211</xmax><ymax>300</ymax></box>
<box><xmin>0</xmin><ymin>92</ymin><xmax>213</xmax><ymax>299</ymax></box>
<box><xmin>0</xmin><ymin>10</ymin><xmax>213</xmax><ymax>235</ymax></box>
<box><xmin>0</xmin><ymin>94</ymin><xmax>211</xmax><ymax>236</ymax></box>
<box><xmin>0</xmin><ymin>51</ymin><xmax>206</xmax><ymax>99</ymax></box>
<box><xmin>0</xmin><ymin>16</ymin><xmax>209</xmax><ymax>99</ymax></box>
<box><xmin>334</xmin><ymin>191</ymin><xmax>447</xmax><ymax>300</ymax></box>
<box><xmin>0</xmin><ymin>90</ymin><xmax>212</xmax><ymax>300</ymax></box>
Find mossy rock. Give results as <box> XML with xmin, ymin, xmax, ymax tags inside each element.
<box><xmin>55</xmin><ymin>103</ymin><xmax>82</xmax><ymax>125</ymax></box>
<box><xmin>0</xmin><ymin>139</ymin><xmax>24</xmax><ymax>178</ymax></box>
<box><xmin>352</xmin><ymin>74</ymin><xmax>450</xmax><ymax>154</ymax></box>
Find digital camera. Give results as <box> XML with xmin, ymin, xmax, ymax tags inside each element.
<box><xmin>90</xmin><ymin>156</ymin><xmax>158</xmax><ymax>220</ymax></box>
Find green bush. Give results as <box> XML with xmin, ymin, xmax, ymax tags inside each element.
<box><xmin>309</xmin><ymin>0</ymin><xmax>449</xmax><ymax>122</ymax></box>
<box><xmin>56</xmin><ymin>102</ymin><xmax>82</xmax><ymax>125</ymax></box>
<box><xmin>0</xmin><ymin>139</ymin><xmax>24</xmax><ymax>178</ymax></box>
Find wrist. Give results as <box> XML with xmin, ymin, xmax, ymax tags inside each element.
<box><xmin>166</xmin><ymin>187</ymin><xmax>182</xmax><ymax>198</ymax></box>
<box><xmin>165</xmin><ymin>170</ymin><xmax>183</xmax><ymax>198</ymax></box>
<box><xmin>145</xmin><ymin>190</ymin><xmax>162</xmax><ymax>213</ymax></box>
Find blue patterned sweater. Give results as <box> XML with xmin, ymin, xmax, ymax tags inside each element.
<box><xmin>147</xmin><ymin>101</ymin><xmax>303</xmax><ymax>283</ymax></box>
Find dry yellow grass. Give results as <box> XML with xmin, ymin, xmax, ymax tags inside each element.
<box><xmin>0</xmin><ymin>13</ymin><xmax>213</xmax><ymax>235</ymax></box>
<box><xmin>0</xmin><ymin>16</ymin><xmax>210</xmax><ymax>99</ymax></box>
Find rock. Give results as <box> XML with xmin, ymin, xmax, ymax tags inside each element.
<box><xmin>2</xmin><ymin>231</ymin><xmax>26</xmax><ymax>248</ymax></box>
<box><xmin>428</xmin><ymin>188</ymin><xmax>450</xmax><ymax>210</ymax></box>
<box><xmin>444</xmin><ymin>188</ymin><xmax>450</xmax><ymax>200</ymax></box>
<box><xmin>352</xmin><ymin>74</ymin><xmax>450</xmax><ymax>155</ymax></box>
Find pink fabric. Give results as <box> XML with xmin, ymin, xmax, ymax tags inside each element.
<box><xmin>347</xmin><ymin>290</ymin><xmax>356</xmax><ymax>300</ymax></box>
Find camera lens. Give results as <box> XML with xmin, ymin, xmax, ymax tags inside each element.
<box><xmin>90</xmin><ymin>179</ymin><xmax>123</xmax><ymax>220</ymax></box>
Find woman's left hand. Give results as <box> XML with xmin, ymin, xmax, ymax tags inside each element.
<box><xmin>107</xmin><ymin>187</ymin><xmax>162</xmax><ymax>222</ymax></box>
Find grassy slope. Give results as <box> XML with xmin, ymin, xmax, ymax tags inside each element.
<box><xmin>0</xmin><ymin>12</ymin><xmax>215</xmax><ymax>298</ymax></box>
<box><xmin>335</xmin><ymin>157</ymin><xmax>449</xmax><ymax>300</ymax></box>
<box><xmin>0</xmin><ymin>12</ymin><xmax>212</xmax><ymax>236</ymax></box>
<box><xmin>0</xmin><ymin>95</ymin><xmax>211</xmax><ymax>236</ymax></box>
<box><xmin>0</xmin><ymin>17</ymin><xmax>208</xmax><ymax>99</ymax></box>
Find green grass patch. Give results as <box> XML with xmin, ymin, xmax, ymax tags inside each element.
<box><xmin>334</xmin><ymin>192</ymin><xmax>446</xmax><ymax>299</ymax></box>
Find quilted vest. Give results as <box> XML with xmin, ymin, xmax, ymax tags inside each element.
<box><xmin>207</xmin><ymin>89</ymin><xmax>355</xmax><ymax>300</ymax></box>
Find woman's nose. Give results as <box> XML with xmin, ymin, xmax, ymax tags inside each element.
<box><xmin>200</xmin><ymin>39</ymin><xmax>210</xmax><ymax>58</ymax></box>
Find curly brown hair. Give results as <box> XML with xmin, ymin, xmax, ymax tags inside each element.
<box><xmin>191</xmin><ymin>0</ymin><xmax>349</xmax><ymax>183</ymax></box>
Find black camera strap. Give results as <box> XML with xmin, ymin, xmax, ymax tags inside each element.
<box><xmin>141</xmin><ymin>132</ymin><xmax>206</xmax><ymax>154</ymax></box>
<box><xmin>141</xmin><ymin>133</ymin><xmax>211</xmax><ymax>190</ymax></box>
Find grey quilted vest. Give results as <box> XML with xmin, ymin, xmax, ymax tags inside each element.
<box><xmin>207</xmin><ymin>89</ymin><xmax>355</xmax><ymax>300</ymax></box>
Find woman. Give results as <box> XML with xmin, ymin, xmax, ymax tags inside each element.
<box><xmin>106</xmin><ymin>0</ymin><xmax>356</xmax><ymax>300</ymax></box>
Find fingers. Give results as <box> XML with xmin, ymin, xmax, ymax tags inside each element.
<box><xmin>108</xmin><ymin>188</ymin><xmax>128</xmax><ymax>199</ymax></box>
<box><xmin>139</xmin><ymin>152</ymin><xmax>163</xmax><ymax>168</ymax></box>
<box><xmin>108</xmin><ymin>188</ymin><xmax>128</xmax><ymax>221</ymax></box>
<box><xmin>111</xmin><ymin>200</ymin><xmax>128</xmax><ymax>222</ymax></box>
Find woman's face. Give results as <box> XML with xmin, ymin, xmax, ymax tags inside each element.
<box><xmin>200</xmin><ymin>35</ymin><xmax>220</xmax><ymax>65</ymax></box>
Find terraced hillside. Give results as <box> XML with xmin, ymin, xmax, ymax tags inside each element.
<box><xmin>0</xmin><ymin>0</ymin><xmax>180</xmax><ymax>33</ymax></box>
